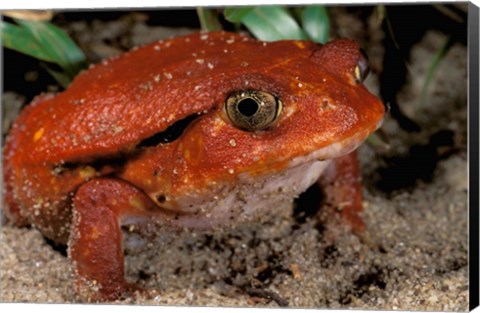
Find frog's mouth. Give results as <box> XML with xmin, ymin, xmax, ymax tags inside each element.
<box><xmin>289</xmin><ymin>122</ymin><xmax>377</xmax><ymax>168</ymax></box>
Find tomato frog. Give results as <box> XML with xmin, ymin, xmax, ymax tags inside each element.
<box><xmin>3</xmin><ymin>31</ymin><xmax>384</xmax><ymax>301</ymax></box>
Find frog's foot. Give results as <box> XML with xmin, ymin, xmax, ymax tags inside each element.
<box><xmin>317</xmin><ymin>151</ymin><xmax>365</xmax><ymax>234</ymax></box>
<box><xmin>68</xmin><ymin>178</ymin><xmax>164</xmax><ymax>302</ymax></box>
<box><xmin>73</xmin><ymin>275</ymin><xmax>144</xmax><ymax>302</ymax></box>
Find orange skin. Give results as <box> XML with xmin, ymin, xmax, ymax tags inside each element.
<box><xmin>3</xmin><ymin>31</ymin><xmax>384</xmax><ymax>301</ymax></box>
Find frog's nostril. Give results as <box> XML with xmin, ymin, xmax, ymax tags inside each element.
<box><xmin>156</xmin><ymin>194</ymin><xmax>166</xmax><ymax>203</ymax></box>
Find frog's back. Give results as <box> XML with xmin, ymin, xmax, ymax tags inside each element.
<box><xmin>7</xmin><ymin>31</ymin><xmax>319</xmax><ymax>166</ymax></box>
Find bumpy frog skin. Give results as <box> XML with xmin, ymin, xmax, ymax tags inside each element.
<box><xmin>3</xmin><ymin>31</ymin><xmax>384</xmax><ymax>301</ymax></box>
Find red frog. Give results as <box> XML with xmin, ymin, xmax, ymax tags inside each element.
<box><xmin>3</xmin><ymin>31</ymin><xmax>384</xmax><ymax>301</ymax></box>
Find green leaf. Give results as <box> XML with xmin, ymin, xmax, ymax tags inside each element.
<box><xmin>302</xmin><ymin>5</ymin><xmax>330</xmax><ymax>43</ymax></box>
<box><xmin>44</xmin><ymin>65</ymin><xmax>72</xmax><ymax>89</ymax></box>
<box><xmin>196</xmin><ymin>7</ymin><xmax>223</xmax><ymax>31</ymax></box>
<box><xmin>420</xmin><ymin>35</ymin><xmax>452</xmax><ymax>106</ymax></box>
<box><xmin>291</xmin><ymin>7</ymin><xmax>304</xmax><ymax>21</ymax></box>
<box><xmin>224</xmin><ymin>7</ymin><xmax>255</xmax><ymax>23</ymax></box>
<box><xmin>1</xmin><ymin>19</ymin><xmax>87</xmax><ymax>87</ymax></box>
<box><xmin>14</xmin><ymin>19</ymin><xmax>86</xmax><ymax>78</ymax></box>
<box><xmin>229</xmin><ymin>6</ymin><xmax>308</xmax><ymax>41</ymax></box>
<box><xmin>382</xmin><ymin>5</ymin><xmax>400</xmax><ymax>50</ymax></box>
<box><xmin>367</xmin><ymin>130</ymin><xmax>391</xmax><ymax>152</ymax></box>
<box><xmin>0</xmin><ymin>21</ymin><xmax>59</xmax><ymax>63</ymax></box>
<box><xmin>374</xmin><ymin>4</ymin><xmax>386</xmax><ymax>28</ymax></box>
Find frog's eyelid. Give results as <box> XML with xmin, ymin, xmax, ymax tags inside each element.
<box><xmin>354</xmin><ymin>49</ymin><xmax>370</xmax><ymax>84</ymax></box>
<box><xmin>359</xmin><ymin>48</ymin><xmax>369</xmax><ymax>61</ymax></box>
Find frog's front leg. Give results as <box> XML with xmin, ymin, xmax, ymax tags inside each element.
<box><xmin>318</xmin><ymin>151</ymin><xmax>365</xmax><ymax>233</ymax></box>
<box><xmin>68</xmin><ymin>178</ymin><xmax>165</xmax><ymax>301</ymax></box>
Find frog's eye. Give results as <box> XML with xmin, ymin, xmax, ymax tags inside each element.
<box><xmin>225</xmin><ymin>90</ymin><xmax>282</xmax><ymax>131</ymax></box>
<box><xmin>354</xmin><ymin>49</ymin><xmax>370</xmax><ymax>83</ymax></box>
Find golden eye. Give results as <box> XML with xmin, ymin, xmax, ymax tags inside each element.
<box><xmin>225</xmin><ymin>90</ymin><xmax>282</xmax><ymax>131</ymax></box>
<box><xmin>354</xmin><ymin>48</ymin><xmax>370</xmax><ymax>83</ymax></box>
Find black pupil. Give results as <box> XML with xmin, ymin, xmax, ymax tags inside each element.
<box><xmin>237</xmin><ymin>98</ymin><xmax>259</xmax><ymax>117</ymax></box>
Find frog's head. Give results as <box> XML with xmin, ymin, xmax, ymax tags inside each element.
<box><xmin>148</xmin><ymin>33</ymin><xmax>385</xmax><ymax>224</ymax></box>
<box><xmin>172</xmin><ymin>36</ymin><xmax>384</xmax><ymax>178</ymax></box>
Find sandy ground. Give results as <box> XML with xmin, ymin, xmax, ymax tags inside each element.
<box><xmin>0</xmin><ymin>8</ymin><xmax>469</xmax><ymax>310</ymax></box>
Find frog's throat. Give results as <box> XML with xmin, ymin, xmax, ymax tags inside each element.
<box><xmin>161</xmin><ymin>158</ymin><xmax>331</xmax><ymax>230</ymax></box>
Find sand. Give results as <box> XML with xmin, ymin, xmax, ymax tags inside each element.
<box><xmin>0</xmin><ymin>7</ymin><xmax>470</xmax><ymax>310</ymax></box>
